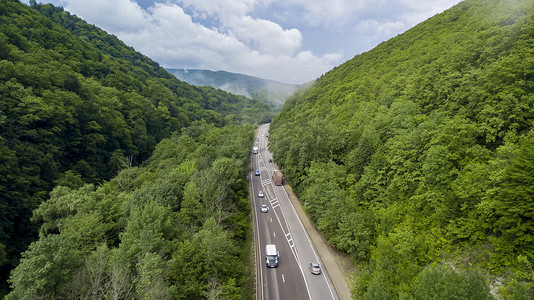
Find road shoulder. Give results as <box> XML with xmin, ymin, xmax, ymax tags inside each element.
<box><xmin>283</xmin><ymin>183</ymin><xmax>354</xmax><ymax>300</ymax></box>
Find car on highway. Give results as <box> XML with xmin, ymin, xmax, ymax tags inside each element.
<box><xmin>261</xmin><ymin>204</ymin><xmax>269</xmax><ymax>212</ymax></box>
<box><xmin>309</xmin><ymin>263</ymin><xmax>321</xmax><ymax>275</ymax></box>
<box><xmin>255</xmin><ymin>170</ymin><xmax>260</xmax><ymax>176</ymax></box>
<box><xmin>258</xmin><ymin>190</ymin><xmax>264</xmax><ymax>198</ymax></box>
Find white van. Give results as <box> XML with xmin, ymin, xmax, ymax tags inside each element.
<box><xmin>265</xmin><ymin>244</ymin><xmax>279</xmax><ymax>267</ymax></box>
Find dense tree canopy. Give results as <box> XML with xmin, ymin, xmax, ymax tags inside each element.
<box><xmin>0</xmin><ymin>0</ymin><xmax>273</xmax><ymax>295</ymax></box>
<box><xmin>7</xmin><ymin>121</ymin><xmax>255</xmax><ymax>299</ymax></box>
<box><xmin>269</xmin><ymin>0</ymin><xmax>534</xmax><ymax>298</ymax></box>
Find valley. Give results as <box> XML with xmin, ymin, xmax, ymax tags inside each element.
<box><xmin>1</xmin><ymin>0</ymin><xmax>534</xmax><ymax>299</ymax></box>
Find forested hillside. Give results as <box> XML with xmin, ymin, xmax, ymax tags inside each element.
<box><xmin>7</xmin><ymin>121</ymin><xmax>255</xmax><ymax>299</ymax></box>
<box><xmin>167</xmin><ymin>68</ymin><xmax>302</xmax><ymax>108</ymax></box>
<box><xmin>269</xmin><ymin>0</ymin><xmax>534</xmax><ymax>298</ymax></box>
<box><xmin>0</xmin><ymin>0</ymin><xmax>272</xmax><ymax>296</ymax></box>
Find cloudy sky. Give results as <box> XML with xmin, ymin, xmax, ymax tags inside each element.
<box><xmin>28</xmin><ymin>0</ymin><xmax>461</xmax><ymax>84</ymax></box>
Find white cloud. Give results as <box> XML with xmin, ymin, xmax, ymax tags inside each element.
<box><xmin>63</xmin><ymin>0</ymin><xmax>148</xmax><ymax>32</ymax></box>
<box><xmin>37</xmin><ymin>0</ymin><xmax>339</xmax><ymax>83</ymax></box>
<box><xmin>358</xmin><ymin>19</ymin><xmax>405</xmax><ymax>38</ymax></box>
<box><xmin>176</xmin><ymin>0</ymin><xmax>257</xmax><ymax>19</ymax></box>
<box><xmin>279</xmin><ymin>0</ymin><xmax>460</xmax><ymax>28</ymax></box>
<box><xmin>226</xmin><ymin>16</ymin><xmax>302</xmax><ymax>56</ymax></box>
<box><xmin>123</xmin><ymin>3</ymin><xmax>249</xmax><ymax>59</ymax></box>
<box><xmin>269</xmin><ymin>0</ymin><xmax>460</xmax><ymax>62</ymax></box>
<box><xmin>105</xmin><ymin>1</ymin><xmax>339</xmax><ymax>83</ymax></box>
<box><xmin>26</xmin><ymin>0</ymin><xmax>461</xmax><ymax>83</ymax></box>
<box><xmin>227</xmin><ymin>50</ymin><xmax>341</xmax><ymax>84</ymax></box>
<box><xmin>284</xmin><ymin>0</ymin><xmax>367</xmax><ymax>27</ymax></box>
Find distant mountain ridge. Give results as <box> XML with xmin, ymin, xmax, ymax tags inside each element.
<box><xmin>167</xmin><ymin>69</ymin><xmax>301</xmax><ymax>107</ymax></box>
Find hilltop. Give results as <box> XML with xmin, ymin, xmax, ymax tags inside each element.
<box><xmin>269</xmin><ymin>0</ymin><xmax>534</xmax><ymax>298</ymax></box>
<box><xmin>167</xmin><ymin>68</ymin><xmax>302</xmax><ymax>107</ymax></box>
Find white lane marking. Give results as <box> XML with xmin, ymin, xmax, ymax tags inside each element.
<box><xmin>255</xmin><ymin>126</ymin><xmax>313</xmax><ymax>300</ymax></box>
<box><xmin>279</xmin><ymin>180</ymin><xmax>337</xmax><ymax>300</ymax></box>
<box><xmin>267</xmin><ymin>167</ymin><xmax>313</xmax><ymax>299</ymax></box>
<box><xmin>250</xmin><ymin>144</ymin><xmax>263</xmax><ymax>300</ymax></box>
<box><xmin>273</xmin><ymin>232</ymin><xmax>276</xmax><ymax>238</ymax></box>
<box><xmin>282</xmin><ymin>274</ymin><xmax>285</xmax><ymax>283</ymax></box>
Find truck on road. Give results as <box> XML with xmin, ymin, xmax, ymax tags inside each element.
<box><xmin>265</xmin><ymin>244</ymin><xmax>279</xmax><ymax>267</ymax></box>
<box><xmin>272</xmin><ymin>170</ymin><xmax>283</xmax><ymax>186</ymax></box>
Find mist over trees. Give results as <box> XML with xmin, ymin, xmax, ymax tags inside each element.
<box><xmin>167</xmin><ymin>69</ymin><xmax>302</xmax><ymax>108</ymax></box>
<box><xmin>269</xmin><ymin>0</ymin><xmax>534</xmax><ymax>298</ymax></box>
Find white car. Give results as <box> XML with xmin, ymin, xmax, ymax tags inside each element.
<box><xmin>309</xmin><ymin>263</ymin><xmax>321</xmax><ymax>275</ymax></box>
<box><xmin>258</xmin><ymin>190</ymin><xmax>264</xmax><ymax>198</ymax></box>
<box><xmin>261</xmin><ymin>204</ymin><xmax>269</xmax><ymax>213</ymax></box>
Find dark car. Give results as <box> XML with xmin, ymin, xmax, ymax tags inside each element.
<box><xmin>309</xmin><ymin>263</ymin><xmax>321</xmax><ymax>275</ymax></box>
<box><xmin>255</xmin><ymin>170</ymin><xmax>260</xmax><ymax>176</ymax></box>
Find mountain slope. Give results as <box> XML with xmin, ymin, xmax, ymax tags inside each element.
<box><xmin>269</xmin><ymin>0</ymin><xmax>534</xmax><ymax>298</ymax></box>
<box><xmin>0</xmin><ymin>0</ymin><xmax>271</xmax><ymax>295</ymax></box>
<box><xmin>31</xmin><ymin>3</ymin><xmax>275</xmax><ymax>125</ymax></box>
<box><xmin>167</xmin><ymin>68</ymin><xmax>301</xmax><ymax>107</ymax></box>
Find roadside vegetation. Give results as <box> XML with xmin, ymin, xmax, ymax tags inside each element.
<box><xmin>269</xmin><ymin>0</ymin><xmax>534</xmax><ymax>298</ymax></box>
<box><xmin>7</xmin><ymin>121</ymin><xmax>255</xmax><ymax>299</ymax></box>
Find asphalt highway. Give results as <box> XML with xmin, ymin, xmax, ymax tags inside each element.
<box><xmin>250</xmin><ymin>124</ymin><xmax>338</xmax><ymax>300</ymax></box>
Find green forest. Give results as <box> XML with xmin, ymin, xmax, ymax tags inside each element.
<box><xmin>7</xmin><ymin>120</ymin><xmax>256</xmax><ymax>299</ymax></box>
<box><xmin>3</xmin><ymin>0</ymin><xmax>534</xmax><ymax>298</ymax></box>
<box><xmin>0</xmin><ymin>0</ymin><xmax>274</xmax><ymax>297</ymax></box>
<box><xmin>269</xmin><ymin>0</ymin><xmax>534</xmax><ymax>298</ymax></box>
